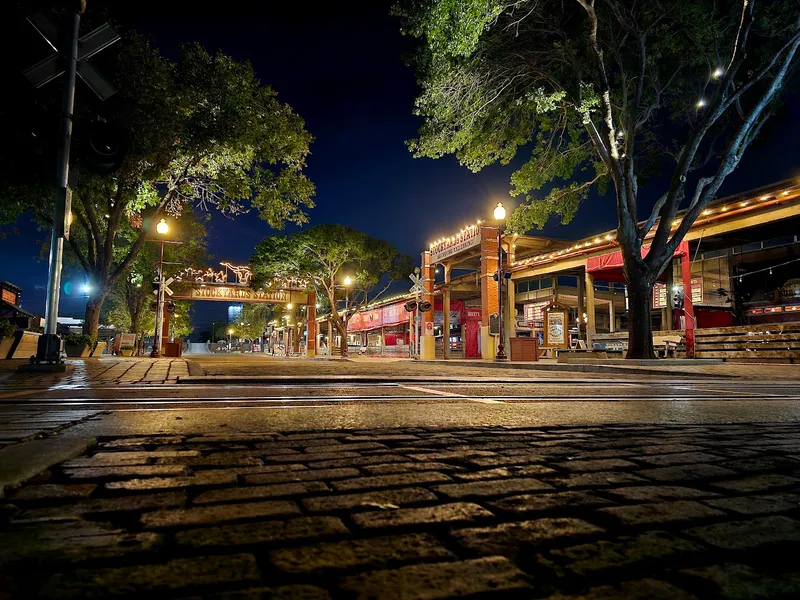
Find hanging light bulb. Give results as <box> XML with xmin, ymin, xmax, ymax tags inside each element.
<box><xmin>697</xmin><ymin>99</ymin><xmax>706</xmax><ymax>108</ymax></box>
<box><xmin>712</xmin><ymin>67</ymin><xmax>724</xmax><ymax>79</ymax></box>
<box><xmin>769</xmin><ymin>268</ymin><xmax>773</xmax><ymax>275</ymax></box>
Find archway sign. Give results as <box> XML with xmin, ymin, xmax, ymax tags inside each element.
<box><xmin>170</xmin><ymin>263</ymin><xmax>308</xmax><ymax>305</ymax></box>
<box><xmin>169</xmin><ymin>262</ymin><xmax>318</xmax><ymax>357</ymax></box>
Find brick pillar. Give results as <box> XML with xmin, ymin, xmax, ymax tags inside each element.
<box><xmin>679</xmin><ymin>240</ymin><xmax>695</xmax><ymax>358</ymax></box>
<box><xmin>480</xmin><ymin>225</ymin><xmax>499</xmax><ymax>359</ymax></box>
<box><xmin>305</xmin><ymin>292</ymin><xmax>316</xmax><ymax>357</ymax></box>
<box><xmin>442</xmin><ymin>263</ymin><xmax>451</xmax><ymax>360</ymax></box>
<box><xmin>420</xmin><ymin>251</ymin><xmax>435</xmax><ymax>361</ymax></box>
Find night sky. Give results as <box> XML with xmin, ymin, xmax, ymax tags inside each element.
<box><xmin>2</xmin><ymin>1</ymin><xmax>799</xmax><ymax>336</ymax></box>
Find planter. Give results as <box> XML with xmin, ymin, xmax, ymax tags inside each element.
<box><xmin>120</xmin><ymin>349</ymin><xmax>134</xmax><ymax>357</ymax></box>
<box><xmin>65</xmin><ymin>344</ymin><xmax>92</xmax><ymax>358</ymax></box>
<box><xmin>91</xmin><ymin>341</ymin><xmax>107</xmax><ymax>357</ymax></box>
<box><xmin>0</xmin><ymin>336</ymin><xmax>14</xmax><ymax>360</ymax></box>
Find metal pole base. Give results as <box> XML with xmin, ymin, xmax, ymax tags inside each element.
<box><xmin>495</xmin><ymin>346</ymin><xmax>509</xmax><ymax>361</ymax></box>
<box><xmin>33</xmin><ymin>333</ymin><xmax>64</xmax><ymax>364</ymax></box>
<box><xmin>150</xmin><ymin>350</ymin><xmax>161</xmax><ymax>358</ymax></box>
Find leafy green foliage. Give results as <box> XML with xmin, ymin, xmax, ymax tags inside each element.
<box><xmin>1</xmin><ymin>33</ymin><xmax>315</xmax><ymax>336</ymax></box>
<box><xmin>64</xmin><ymin>333</ymin><xmax>96</xmax><ymax>347</ymax></box>
<box><xmin>102</xmin><ymin>211</ymin><xmax>209</xmax><ymax>337</ymax></box>
<box><xmin>251</xmin><ymin>225</ymin><xmax>413</xmax><ymax>346</ymax></box>
<box><xmin>0</xmin><ymin>320</ymin><xmax>17</xmax><ymax>340</ymax></box>
<box><xmin>399</xmin><ymin>0</ymin><xmax>800</xmax><ymax>357</ymax></box>
<box><xmin>232</xmin><ymin>304</ymin><xmax>274</xmax><ymax>341</ymax></box>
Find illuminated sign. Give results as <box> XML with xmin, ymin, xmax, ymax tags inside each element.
<box><xmin>653</xmin><ymin>278</ymin><xmax>703</xmax><ymax>309</ymax></box>
<box><xmin>430</xmin><ymin>225</ymin><xmax>481</xmax><ymax>263</ymax></box>
<box><xmin>1</xmin><ymin>289</ymin><xmax>17</xmax><ymax>305</ymax></box>
<box><xmin>524</xmin><ymin>302</ymin><xmax>547</xmax><ymax>325</ymax></box>
<box><xmin>173</xmin><ymin>286</ymin><xmax>305</xmax><ymax>304</ymax></box>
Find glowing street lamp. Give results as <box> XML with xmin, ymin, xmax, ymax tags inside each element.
<box><xmin>150</xmin><ymin>218</ymin><xmax>174</xmax><ymax>358</ymax></box>
<box><xmin>228</xmin><ymin>328</ymin><xmax>234</xmax><ymax>347</ymax></box>
<box><xmin>494</xmin><ymin>202</ymin><xmax>508</xmax><ymax>360</ymax></box>
<box><xmin>341</xmin><ymin>275</ymin><xmax>354</xmax><ymax>357</ymax></box>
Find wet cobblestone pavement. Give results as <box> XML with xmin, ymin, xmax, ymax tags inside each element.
<box><xmin>3</xmin><ymin>424</ymin><xmax>800</xmax><ymax>599</ymax></box>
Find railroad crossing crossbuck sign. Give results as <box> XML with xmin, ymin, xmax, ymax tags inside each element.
<box><xmin>408</xmin><ymin>273</ymin><xmax>425</xmax><ymax>295</ymax></box>
<box><xmin>24</xmin><ymin>12</ymin><xmax>120</xmax><ymax>100</ymax></box>
<box><xmin>154</xmin><ymin>277</ymin><xmax>175</xmax><ymax>297</ymax></box>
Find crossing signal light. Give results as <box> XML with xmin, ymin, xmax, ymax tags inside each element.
<box><xmin>418</xmin><ymin>301</ymin><xmax>432</xmax><ymax>313</ymax></box>
<box><xmin>404</xmin><ymin>301</ymin><xmax>418</xmax><ymax>312</ymax></box>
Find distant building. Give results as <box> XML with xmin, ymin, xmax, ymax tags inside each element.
<box><xmin>227</xmin><ymin>303</ymin><xmax>243</xmax><ymax>324</ymax></box>
<box><xmin>0</xmin><ymin>281</ymin><xmax>43</xmax><ymax>330</ymax></box>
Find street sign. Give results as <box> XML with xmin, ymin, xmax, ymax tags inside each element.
<box><xmin>24</xmin><ymin>14</ymin><xmax>120</xmax><ymax>100</ymax></box>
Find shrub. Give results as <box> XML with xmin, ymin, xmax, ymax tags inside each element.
<box><xmin>64</xmin><ymin>333</ymin><xmax>96</xmax><ymax>347</ymax></box>
<box><xmin>0</xmin><ymin>320</ymin><xmax>16</xmax><ymax>339</ymax></box>
<box><xmin>120</xmin><ymin>345</ymin><xmax>135</xmax><ymax>351</ymax></box>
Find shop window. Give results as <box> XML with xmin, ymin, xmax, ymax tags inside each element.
<box><xmin>540</xmin><ymin>277</ymin><xmax>553</xmax><ymax>289</ymax></box>
<box><xmin>558</xmin><ymin>275</ymin><xmax>578</xmax><ymax>287</ymax></box>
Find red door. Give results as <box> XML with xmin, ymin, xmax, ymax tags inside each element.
<box><xmin>464</xmin><ymin>308</ymin><xmax>481</xmax><ymax>358</ymax></box>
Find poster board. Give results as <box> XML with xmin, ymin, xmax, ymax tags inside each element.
<box><xmin>543</xmin><ymin>307</ymin><xmax>568</xmax><ymax>348</ymax></box>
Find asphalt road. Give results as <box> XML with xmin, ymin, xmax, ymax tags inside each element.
<box><xmin>2</xmin><ymin>374</ymin><xmax>800</xmax><ymax>441</ymax></box>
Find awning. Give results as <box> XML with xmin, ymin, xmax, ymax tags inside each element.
<box><xmin>587</xmin><ymin>241</ymin><xmax>688</xmax><ymax>282</ymax></box>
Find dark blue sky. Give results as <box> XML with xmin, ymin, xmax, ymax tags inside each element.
<box><xmin>2</xmin><ymin>1</ymin><xmax>799</xmax><ymax>334</ymax></box>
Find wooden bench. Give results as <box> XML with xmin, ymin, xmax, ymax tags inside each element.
<box><xmin>653</xmin><ymin>335</ymin><xmax>683</xmax><ymax>358</ymax></box>
<box><xmin>592</xmin><ymin>333</ymin><xmax>684</xmax><ymax>358</ymax></box>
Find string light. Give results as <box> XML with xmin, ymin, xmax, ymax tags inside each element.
<box><xmin>737</xmin><ymin>256</ymin><xmax>800</xmax><ymax>280</ymax></box>
<box><xmin>697</xmin><ymin>99</ymin><xmax>706</xmax><ymax>108</ymax></box>
<box><xmin>702</xmin><ymin>209</ymin><xmax>711</xmax><ymax>216</ymax></box>
<box><xmin>712</xmin><ymin>67</ymin><xmax>724</xmax><ymax>78</ymax></box>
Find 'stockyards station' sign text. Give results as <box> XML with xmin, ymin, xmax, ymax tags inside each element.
<box><xmin>172</xmin><ymin>285</ymin><xmax>306</xmax><ymax>304</ymax></box>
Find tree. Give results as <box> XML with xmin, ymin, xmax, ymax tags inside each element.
<box><xmin>103</xmin><ymin>211</ymin><xmax>210</xmax><ymax>348</ymax></box>
<box><xmin>1</xmin><ymin>33</ymin><xmax>314</xmax><ymax>337</ymax></box>
<box><xmin>233</xmin><ymin>303</ymin><xmax>275</xmax><ymax>341</ymax></box>
<box><xmin>398</xmin><ymin>0</ymin><xmax>800</xmax><ymax>358</ymax></box>
<box><xmin>251</xmin><ymin>225</ymin><xmax>413</xmax><ymax>353</ymax></box>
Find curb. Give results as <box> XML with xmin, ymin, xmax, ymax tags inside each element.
<box><xmin>428</xmin><ymin>360</ymin><xmax>727</xmax><ymax>378</ymax></box>
<box><xmin>0</xmin><ymin>437</ymin><xmax>96</xmax><ymax>498</ymax></box>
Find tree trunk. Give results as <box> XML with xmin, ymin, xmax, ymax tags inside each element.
<box><xmin>83</xmin><ymin>296</ymin><xmax>105</xmax><ymax>338</ymax></box>
<box><xmin>625</xmin><ymin>275</ymin><xmax>656</xmax><ymax>359</ymax></box>
<box><xmin>335</xmin><ymin>322</ymin><xmax>347</xmax><ymax>354</ymax></box>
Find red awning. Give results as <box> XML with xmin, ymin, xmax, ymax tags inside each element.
<box><xmin>587</xmin><ymin>242</ymin><xmax>688</xmax><ymax>282</ymax></box>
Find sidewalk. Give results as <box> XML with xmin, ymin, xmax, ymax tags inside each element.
<box><xmin>0</xmin><ymin>358</ymin><xmax>190</xmax><ymax>388</ymax></box>
<box><xmin>3</xmin><ymin>423</ymin><xmax>800</xmax><ymax>598</ymax></box>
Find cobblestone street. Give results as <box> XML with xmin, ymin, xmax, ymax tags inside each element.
<box><xmin>4</xmin><ymin>424</ymin><xmax>800</xmax><ymax>598</ymax></box>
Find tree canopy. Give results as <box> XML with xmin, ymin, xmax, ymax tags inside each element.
<box><xmin>251</xmin><ymin>225</ymin><xmax>413</xmax><ymax>349</ymax></box>
<box><xmin>398</xmin><ymin>0</ymin><xmax>800</xmax><ymax>357</ymax></box>
<box><xmin>1</xmin><ymin>31</ymin><xmax>315</xmax><ymax>335</ymax></box>
<box><xmin>102</xmin><ymin>211</ymin><xmax>210</xmax><ymax>342</ymax></box>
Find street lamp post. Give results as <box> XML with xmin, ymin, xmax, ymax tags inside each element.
<box><xmin>342</xmin><ymin>275</ymin><xmax>352</xmax><ymax>357</ymax></box>
<box><xmin>228</xmin><ymin>328</ymin><xmax>234</xmax><ymax>349</ymax></box>
<box><xmin>150</xmin><ymin>218</ymin><xmax>169</xmax><ymax>358</ymax></box>
<box><xmin>494</xmin><ymin>202</ymin><xmax>508</xmax><ymax>361</ymax></box>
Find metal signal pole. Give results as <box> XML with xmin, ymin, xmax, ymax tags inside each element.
<box><xmin>39</xmin><ymin>6</ymin><xmax>81</xmax><ymax>363</ymax></box>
